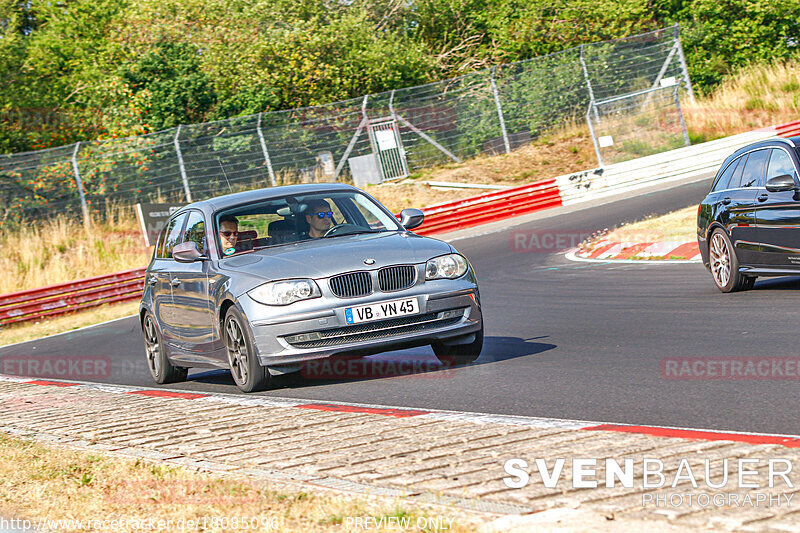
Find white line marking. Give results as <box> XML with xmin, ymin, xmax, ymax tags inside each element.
<box><xmin>564</xmin><ymin>249</ymin><xmax>701</xmax><ymax>265</ymax></box>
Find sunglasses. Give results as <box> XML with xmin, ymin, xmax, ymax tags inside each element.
<box><xmin>313</xmin><ymin>211</ymin><xmax>334</xmax><ymax>219</ymax></box>
<box><xmin>220</xmin><ymin>231</ymin><xmax>239</xmax><ymax>238</ymax></box>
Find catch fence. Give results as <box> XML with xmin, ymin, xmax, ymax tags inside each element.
<box><xmin>0</xmin><ymin>25</ymin><xmax>694</xmax><ymax>224</ymax></box>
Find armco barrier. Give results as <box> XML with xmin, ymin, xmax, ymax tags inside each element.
<box><xmin>1</xmin><ymin>120</ymin><xmax>796</xmax><ymax>327</ymax></box>
<box><xmin>777</xmin><ymin>120</ymin><xmax>800</xmax><ymax>138</ymax></box>
<box><xmin>412</xmin><ymin>178</ymin><xmax>562</xmax><ymax>236</ymax></box>
<box><xmin>0</xmin><ymin>268</ymin><xmax>145</xmax><ymax>326</ymax></box>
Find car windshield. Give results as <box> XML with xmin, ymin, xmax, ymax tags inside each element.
<box><xmin>215</xmin><ymin>191</ymin><xmax>401</xmax><ymax>257</ymax></box>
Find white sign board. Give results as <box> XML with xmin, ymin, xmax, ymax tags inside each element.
<box><xmin>660</xmin><ymin>76</ymin><xmax>677</xmax><ymax>88</ymax></box>
<box><xmin>375</xmin><ymin>129</ymin><xmax>397</xmax><ymax>151</ymax></box>
<box><xmin>598</xmin><ymin>136</ymin><xmax>614</xmax><ymax>148</ymax></box>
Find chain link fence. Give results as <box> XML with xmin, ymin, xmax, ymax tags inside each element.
<box><xmin>0</xmin><ymin>25</ymin><xmax>694</xmax><ymax>225</ymax></box>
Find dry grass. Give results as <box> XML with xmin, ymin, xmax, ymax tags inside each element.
<box><xmin>0</xmin><ymin>433</ymin><xmax>478</xmax><ymax>532</ymax></box>
<box><xmin>684</xmin><ymin>59</ymin><xmax>800</xmax><ymax>141</ymax></box>
<box><xmin>597</xmin><ymin>205</ymin><xmax>697</xmax><ymax>244</ymax></box>
<box><xmin>0</xmin><ymin>202</ymin><xmax>152</xmax><ymax>294</ymax></box>
<box><xmin>0</xmin><ymin>301</ymin><xmax>140</xmax><ymax>347</ymax></box>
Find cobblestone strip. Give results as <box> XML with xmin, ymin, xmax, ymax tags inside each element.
<box><xmin>1</xmin><ymin>377</ymin><xmax>799</xmax><ymax>531</ymax></box>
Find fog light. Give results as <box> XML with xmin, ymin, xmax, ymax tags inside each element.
<box><xmin>286</xmin><ymin>331</ymin><xmax>323</xmax><ymax>344</ymax></box>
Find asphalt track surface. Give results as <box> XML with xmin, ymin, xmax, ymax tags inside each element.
<box><xmin>3</xmin><ymin>179</ymin><xmax>799</xmax><ymax>435</ymax></box>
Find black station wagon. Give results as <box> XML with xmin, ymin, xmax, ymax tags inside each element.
<box><xmin>698</xmin><ymin>137</ymin><xmax>800</xmax><ymax>292</ymax></box>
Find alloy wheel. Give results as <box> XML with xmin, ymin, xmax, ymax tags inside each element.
<box><xmin>225</xmin><ymin>318</ymin><xmax>249</xmax><ymax>385</ymax></box>
<box><xmin>710</xmin><ymin>232</ymin><xmax>730</xmax><ymax>288</ymax></box>
<box><xmin>144</xmin><ymin>316</ymin><xmax>161</xmax><ymax>376</ymax></box>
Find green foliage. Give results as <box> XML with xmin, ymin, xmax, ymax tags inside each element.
<box><xmin>672</xmin><ymin>0</ymin><xmax>800</xmax><ymax>91</ymax></box>
<box><xmin>121</xmin><ymin>42</ymin><xmax>217</xmax><ymax>130</ymax></box>
<box><xmin>1</xmin><ymin>0</ymin><xmax>799</xmax><ymax>154</ymax></box>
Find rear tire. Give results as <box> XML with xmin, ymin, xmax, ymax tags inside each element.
<box><xmin>708</xmin><ymin>229</ymin><xmax>753</xmax><ymax>292</ymax></box>
<box><xmin>142</xmin><ymin>312</ymin><xmax>188</xmax><ymax>384</ymax></box>
<box><xmin>224</xmin><ymin>307</ymin><xmax>270</xmax><ymax>392</ymax></box>
<box><xmin>432</xmin><ymin>325</ymin><xmax>484</xmax><ymax>366</ymax></box>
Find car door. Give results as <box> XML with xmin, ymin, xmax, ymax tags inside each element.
<box><xmin>719</xmin><ymin>151</ymin><xmax>764</xmax><ymax>265</ymax></box>
<box><xmin>154</xmin><ymin>212</ymin><xmax>188</xmax><ymax>343</ymax></box>
<box><xmin>752</xmin><ymin>147</ymin><xmax>800</xmax><ymax>267</ymax></box>
<box><xmin>168</xmin><ymin>210</ymin><xmax>217</xmax><ymax>357</ymax></box>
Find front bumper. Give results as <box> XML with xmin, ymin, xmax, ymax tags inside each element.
<box><xmin>242</xmin><ymin>281</ymin><xmax>482</xmax><ymax>367</ymax></box>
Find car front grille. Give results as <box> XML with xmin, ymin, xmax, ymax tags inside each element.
<box><xmin>378</xmin><ymin>265</ymin><xmax>416</xmax><ymax>292</ymax></box>
<box><xmin>284</xmin><ymin>309</ymin><xmax>465</xmax><ymax>349</ymax></box>
<box><xmin>329</xmin><ymin>271</ymin><xmax>372</xmax><ymax>298</ymax></box>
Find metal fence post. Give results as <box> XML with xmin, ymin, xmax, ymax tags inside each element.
<box><xmin>257</xmin><ymin>113</ymin><xmax>277</xmax><ymax>186</ymax></box>
<box><xmin>674</xmin><ymin>86</ymin><xmax>691</xmax><ymax>147</ymax></box>
<box><xmin>674</xmin><ymin>24</ymin><xmax>696</xmax><ymax>104</ymax></box>
<box><xmin>333</xmin><ymin>96</ymin><xmax>370</xmax><ymax>181</ymax></box>
<box><xmin>70</xmin><ymin>142</ymin><xmax>90</xmax><ymax>224</ymax></box>
<box><xmin>585</xmin><ymin>104</ymin><xmax>604</xmax><ymax>168</ymax></box>
<box><xmin>173</xmin><ymin>125</ymin><xmax>193</xmax><ymax>202</ymax></box>
<box><xmin>490</xmin><ymin>67</ymin><xmax>511</xmax><ymax>154</ymax></box>
<box><xmin>580</xmin><ymin>45</ymin><xmax>599</xmax><ymax>123</ymax></box>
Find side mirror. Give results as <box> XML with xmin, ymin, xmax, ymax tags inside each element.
<box><xmin>399</xmin><ymin>208</ymin><xmax>425</xmax><ymax>230</ymax></box>
<box><xmin>173</xmin><ymin>241</ymin><xmax>206</xmax><ymax>263</ymax></box>
<box><xmin>766</xmin><ymin>174</ymin><xmax>796</xmax><ymax>192</ymax></box>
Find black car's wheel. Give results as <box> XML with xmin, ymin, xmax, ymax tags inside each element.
<box><xmin>709</xmin><ymin>229</ymin><xmax>754</xmax><ymax>292</ymax></box>
<box><xmin>224</xmin><ymin>307</ymin><xmax>270</xmax><ymax>392</ymax></box>
<box><xmin>142</xmin><ymin>312</ymin><xmax>188</xmax><ymax>384</ymax></box>
<box><xmin>432</xmin><ymin>325</ymin><xmax>483</xmax><ymax>366</ymax></box>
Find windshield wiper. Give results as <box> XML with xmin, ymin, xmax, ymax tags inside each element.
<box><xmin>322</xmin><ymin>228</ymin><xmax>382</xmax><ymax>239</ymax></box>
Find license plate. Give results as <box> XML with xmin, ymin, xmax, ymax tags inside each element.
<box><xmin>345</xmin><ymin>297</ymin><xmax>419</xmax><ymax>324</ymax></box>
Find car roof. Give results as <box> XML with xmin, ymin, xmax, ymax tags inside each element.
<box><xmin>177</xmin><ymin>183</ymin><xmax>361</xmax><ymax>215</ymax></box>
<box><xmin>729</xmin><ymin>137</ymin><xmax>800</xmax><ymax>158</ymax></box>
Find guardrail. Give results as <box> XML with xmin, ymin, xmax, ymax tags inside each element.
<box><xmin>777</xmin><ymin>120</ymin><xmax>800</xmax><ymax>138</ymax></box>
<box><xmin>0</xmin><ymin>269</ymin><xmax>145</xmax><ymax>326</ymax></box>
<box><xmin>413</xmin><ymin>178</ymin><xmax>562</xmax><ymax>236</ymax></box>
<box><xmin>2</xmin><ymin>120</ymin><xmax>796</xmax><ymax>327</ymax></box>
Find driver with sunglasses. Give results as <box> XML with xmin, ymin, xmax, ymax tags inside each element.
<box><xmin>302</xmin><ymin>199</ymin><xmax>335</xmax><ymax>239</ymax></box>
<box><xmin>219</xmin><ymin>215</ymin><xmax>240</xmax><ymax>255</ymax></box>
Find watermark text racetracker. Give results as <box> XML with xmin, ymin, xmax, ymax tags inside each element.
<box><xmin>503</xmin><ymin>458</ymin><xmax>796</xmax><ymax>508</ymax></box>
<box><xmin>662</xmin><ymin>357</ymin><xmax>800</xmax><ymax>380</ymax></box>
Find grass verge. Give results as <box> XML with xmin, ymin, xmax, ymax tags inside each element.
<box><xmin>0</xmin><ymin>432</ymin><xmax>478</xmax><ymax>532</ymax></box>
<box><xmin>603</xmin><ymin>205</ymin><xmax>698</xmax><ymax>243</ymax></box>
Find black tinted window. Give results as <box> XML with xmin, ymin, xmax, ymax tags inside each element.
<box><xmin>712</xmin><ymin>157</ymin><xmax>741</xmax><ymax>192</ymax></box>
<box><xmin>183</xmin><ymin>211</ymin><xmax>206</xmax><ymax>255</ymax></box>
<box><xmin>766</xmin><ymin>149</ymin><xmax>797</xmax><ymax>183</ymax></box>
<box><xmin>161</xmin><ymin>213</ymin><xmax>188</xmax><ymax>259</ymax></box>
<box><xmin>738</xmin><ymin>149</ymin><xmax>769</xmax><ymax>188</ymax></box>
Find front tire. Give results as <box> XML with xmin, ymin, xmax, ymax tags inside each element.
<box><xmin>142</xmin><ymin>312</ymin><xmax>188</xmax><ymax>384</ymax></box>
<box><xmin>224</xmin><ymin>307</ymin><xmax>270</xmax><ymax>392</ymax></box>
<box><xmin>432</xmin><ymin>325</ymin><xmax>484</xmax><ymax>366</ymax></box>
<box><xmin>708</xmin><ymin>229</ymin><xmax>753</xmax><ymax>293</ymax></box>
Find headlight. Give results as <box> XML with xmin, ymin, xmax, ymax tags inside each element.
<box><xmin>425</xmin><ymin>254</ymin><xmax>468</xmax><ymax>280</ymax></box>
<box><xmin>248</xmin><ymin>279</ymin><xmax>321</xmax><ymax>305</ymax></box>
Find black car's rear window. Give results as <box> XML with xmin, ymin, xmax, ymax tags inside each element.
<box><xmin>712</xmin><ymin>157</ymin><xmax>741</xmax><ymax>192</ymax></box>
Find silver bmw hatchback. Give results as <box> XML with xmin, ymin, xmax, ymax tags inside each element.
<box><xmin>139</xmin><ymin>183</ymin><xmax>483</xmax><ymax>392</ymax></box>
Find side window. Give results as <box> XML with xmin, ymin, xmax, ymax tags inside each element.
<box><xmin>183</xmin><ymin>211</ymin><xmax>206</xmax><ymax>255</ymax></box>
<box><xmin>161</xmin><ymin>213</ymin><xmax>188</xmax><ymax>259</ymax></box>
<box><xmin>153</xmin><ymin>227</ymin><xmax>166</xmax><ymax>259</ymax></box>
<box><xmin>712</xmin><ymin>157</ymin><xmax>741</xmax><ymax>192</ymax></box>
<box><xmin>729</xmin><ymin>153</ymin><xmax>747</xmax><ymax>188</ymax></box>
<box><xmin>766</xmin><ymin>149</ymin><xmax>797</xmax><ymax>184</ymax></box>
<box><xmin>738</xmin><ymin>149</ymin><xmax>769</xmax><ymax>188</ymax></box>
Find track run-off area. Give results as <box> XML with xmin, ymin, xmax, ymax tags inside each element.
<box><xmin>2</xmin><ymin>175</ymin><xmax>799</xmax><ymax>437</ymax></box>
